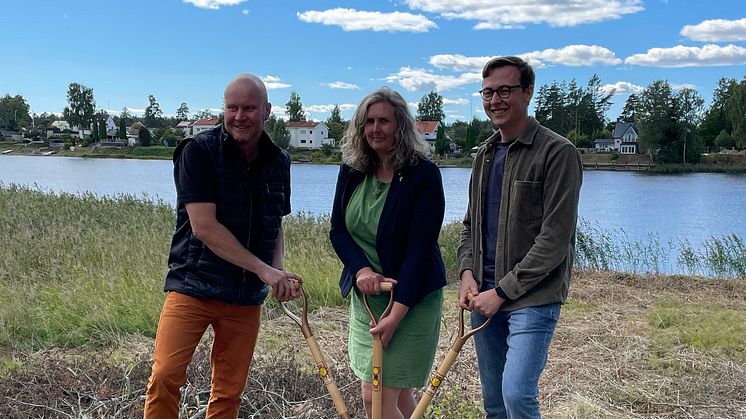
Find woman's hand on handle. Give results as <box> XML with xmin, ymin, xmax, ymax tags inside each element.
<box><xmin>355</xmin><ymin>267</ymin><xmax>397</xmax><ymax>295</ymax></box>
<box><xmin>369</xmin><ymin>302</ymin><xmax>408</xmax><ymax>348</ymax></box>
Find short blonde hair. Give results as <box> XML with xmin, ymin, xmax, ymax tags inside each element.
<box><xmin>341</xmin><ymin>87</ymin><xmax>427</xmax><ymax>173</ymax></box>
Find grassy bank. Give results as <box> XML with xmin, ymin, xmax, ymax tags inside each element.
<box><xmin>1</xmin><ymin>185</ymin><xmax>743</xmax><ymax>350</ymax></box>
<box><xmin>0</xmin><ymin>186</ymin><xmax>744</xmax><ymax>417</ymax></box>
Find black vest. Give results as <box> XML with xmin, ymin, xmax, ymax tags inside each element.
<box><xmin>165</xmin><ymin>126</ymin><xmax>290</xmax><ymax>305</ymax></box>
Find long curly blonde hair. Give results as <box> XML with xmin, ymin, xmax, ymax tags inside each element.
<box><xmin>341</xmin><ymin>87</ymin><xmax>428</xmax><ymax>174</ymax></box>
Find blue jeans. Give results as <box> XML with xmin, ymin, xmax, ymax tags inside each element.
<box><xmin>471</xmin><ymin>303</ymin><xmax>560</xmax><ymax>419</ymax></box>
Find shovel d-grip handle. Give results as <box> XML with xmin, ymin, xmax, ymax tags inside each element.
<box><xmin>410</xmin><ymin>292</ymin><xmax>494</xmax><ymax>418</ymax></box>
<box><xmin>280</xmin><ymin>280</ymin><xmax>351</xmax><ymax>419</ymax></box>
<box><xmin>362</xmin><ymin>281</ymin><xmax>395</xmax><ymax>419</ymax></box>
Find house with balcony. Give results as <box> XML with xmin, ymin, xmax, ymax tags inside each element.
<box><xmin>286</xmin><ymin>120</ymin><xmax>333</xmax><ymax>149</ymax></box>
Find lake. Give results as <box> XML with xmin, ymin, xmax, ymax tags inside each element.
<box><xmin>2</xmin><ymin>154</ymin><xmax>745</xmax><ymax>264</ymax></box>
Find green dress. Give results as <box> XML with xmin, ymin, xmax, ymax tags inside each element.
<box><xmin>345</xmin><ymin>174</ymin><xmax>443</xmax><ymax>388</ymax></box>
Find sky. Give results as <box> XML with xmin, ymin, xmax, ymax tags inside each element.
<box><xmin>2</xmin><ymin>0</ymin><xmax>746</xmax><ymax>124</ymax></box>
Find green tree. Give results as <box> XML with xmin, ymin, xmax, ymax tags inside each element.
<box><xmin>176</xmin><ymin>102</ymin><xmax>189</xmax><ymax>121</ymax></box>
<box><xmin>285</xmin><ymin>91</ymin><xmax>306</xmax><ymax>122</ymax></box>
<box><xmin>676</xmin><ymin>87</ymin><xmax>705</xmax><ymax>164</ymax></box>
<box><xmin>138</xmin><ymin>126</ymin><xmax>152</xmax><ymax>146</ymax></box>
<box><xmin>416</xmin><ymin>91</ymin><xmax>445</xmax><ymax>122</ymax></box>
<box><xmin>619</xmin><ymin>93</ymin><xmax>641</xmax><ymax>122</ymax></box>
<box><xmin>534</xmin><ymin>81</ymin><xmax>571</xmax><ymax>135</ymax></box>
<box><xmin>325</xmin><ymin>104</ymin><xmax>346</xmax><ymax>145</ymax></box>
<box><xmin>434</xmin><ymin>124</ymin><xmax>448</xmax><ymax>155</ymax></box>
<box><xmin>638</xmin><ymin>80</ymin><xmax>677</xmax><ymax>160</ymax></box>
<box><xmin>0</xmin><ymin>94</ymin><xmax>32</xmax><ymax>131</ymax></box>
<box><xmin>715</xmin><ymin>129</ymin><xmax>735</xmax><ymax>149</ymax></box>
<box><xmin>121</xmin><ymin>107</ymin><xmax>131</xmax><ymax>121</ymax></box>
<box><xmin>91</xmin><ymin>117</ymin><xmax>99</xmax><ymax>141</ymax></box>
<box><xmin>98</xmin><ymin>115</ymin><xmax>108</xmax><ymax>140</ymax></box>
<box><xmin>724</xmin><ymin>76</ymin><xmax>746</xmax><ymax>149</ymax></box>
<box><xmin>62</xmin><ymin>82</ymin><xmax>95</xmax><ymax>132</ymax></box>
<box><xmin>327</xmin><ymin>104</ymin><xmax>344</xmax><ymax>124</ymax></box>
<box><xmin>33</xmin><ymin>112</ymin><xmax>59</xmax><ymax>129</ymax></box>
<box><xmin>271</xmin><ymin>118</ymin><xmax>290</xmax><ymax>149</ymax></box>
<box><xmin>118</xmin><ymin>116</ymin><xmax>127</xmax><ymax>140</ymax></box>
<box><xmin>143</xmin><ymin>94</ymin><xmax>163</xmax><ymax>127</ymax></box>
<box><xmin>194</xmin><ymin>109</ymin><xmax>215</xmax><ymax>120</ymax></box>
<box><xmin>698</xmin><ymin>78</ymin><xmax>736</xmax><ymax>148</ymax></box>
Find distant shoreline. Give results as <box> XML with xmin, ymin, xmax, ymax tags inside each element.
<box><xmin>2</xmin><ymin>143</ymin><xmax>745</xmax><ymax>173</ymax></box>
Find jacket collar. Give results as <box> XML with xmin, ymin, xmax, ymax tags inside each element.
<box><xmin>485</xmin><ymin>116</ymin><xmax>540</xmax><ymax>148</ymax></box>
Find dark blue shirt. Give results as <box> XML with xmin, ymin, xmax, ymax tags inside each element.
<box><xmin>481</xmin><ymin>140</ymin><xmax>512</xmax><ymax>290</ymax></box>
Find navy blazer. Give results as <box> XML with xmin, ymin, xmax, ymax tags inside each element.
<box><xmin>329</xmin><ymin>157</ymin><xmax>447</xmax><ymax>308</ymax></box>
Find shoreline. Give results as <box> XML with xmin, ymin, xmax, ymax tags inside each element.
<box><xmin>2</xmin><ymin>145</ymin><xmax>746</xmax><ymax>173</ymax></box>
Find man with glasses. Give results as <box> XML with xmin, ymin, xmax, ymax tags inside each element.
<box><xmin>458</xmin><ymin>56</ymin><xmax>582</xmax><ymax>418</ymax></box>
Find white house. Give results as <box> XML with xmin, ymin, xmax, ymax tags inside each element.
<box><xmin>191</xmin><ymin>117</ymin><xmax>220</xmax><ymax>135</ymax></box>
<box><xmin>593</xmin><ymin>122</ymin><xmax>639</xmax><ymax>154</ymax></box>
<box><xmin>613</xmin><ymin>122</ymin><xmax>639</xmax><ymax>154</ymax></box>
<box><xmin>593</xmin><ymin>138</ymin><xmax>615</xmax><ymax>152</ymax></box>
<box><xmin>176</xmin><ymin>120</ymin><xmax>193</xmax><ymax>136</ymax></box>
<box><xmin>104</xmin><ymin>115</ymin><xmax>117</xmax><ymax>139</ymax></box>
<box><xmin>416</xmin><ymin>120</ymin><xmax>449</xmax><ymax>155</ymax></box>
<box><xmin>286</xmin><ymin>120</ymin><xmax>333</xmax><ymax>149</ymax></box>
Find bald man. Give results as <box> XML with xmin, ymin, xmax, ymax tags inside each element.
<box><xmin>144</xmin><ymin>74</ymin><xmax>301</xmax><ymax>418</ymax></box>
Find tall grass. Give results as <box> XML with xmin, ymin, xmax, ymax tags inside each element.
<box><xmin>1</xmin><ymin>186</ymin><xmax>743</xmax><ymax>349</ymax></box>
<box><xmin>575</xmin><ymin>220</ymin><xmax>745</xmax><ymax>278</ymax></box>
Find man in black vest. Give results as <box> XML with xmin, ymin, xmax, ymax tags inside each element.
<box><xmin>144</xmin><ymin>74</ymin><xmax>301</xmax><ymax>418</ymax></box>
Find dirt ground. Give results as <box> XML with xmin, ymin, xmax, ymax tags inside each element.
<box><xmin>1</xmin><ymin>270</ymin><xmax>745</xmax><ymax>418</ymax></box>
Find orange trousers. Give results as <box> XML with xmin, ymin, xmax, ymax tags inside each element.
<box><xmin>143</xmin><ymin>291</ymin><xmax>261</xmax><ymax>419</ymax></box>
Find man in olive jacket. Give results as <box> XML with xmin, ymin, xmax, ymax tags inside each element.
<box><xmin>458</xmin><ymin>56</ymin><xmax>582</xmax><ymax>418</ymax></box>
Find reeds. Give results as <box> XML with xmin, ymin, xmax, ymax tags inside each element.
<box><xmin>1</xmin><ymin>186</ymin><xmax>743</xmax><ymax>350</ymax></box>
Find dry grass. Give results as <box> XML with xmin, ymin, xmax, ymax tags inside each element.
<box><xmin>1</xmin><ymin>271</ymin><xmax>745</xmax><ymax>418</ymax></box>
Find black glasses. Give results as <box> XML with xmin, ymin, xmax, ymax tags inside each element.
<box><xmin>479</xmin><ymin>84</ymin><xmax>524</xmax><ymax>101</ymax></box>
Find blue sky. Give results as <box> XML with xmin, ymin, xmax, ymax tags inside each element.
<box><xmin>2</xmin><ymin>0</ymin><xmax>745</xmax><ymax>124</ymax></box>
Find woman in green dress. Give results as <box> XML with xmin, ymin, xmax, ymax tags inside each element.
<box><xmin>330</xmin><ymin>87</ymin><xmax>447</xmax><ymax>418</ymax></box>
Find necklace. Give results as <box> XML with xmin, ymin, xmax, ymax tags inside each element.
<box><xmin>372</xmin><ymin>182</ymin><xmax>383</xmax><ymax>197</ymax></box>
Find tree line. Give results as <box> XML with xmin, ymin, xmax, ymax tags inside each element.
<box><xmin>3</xmin><ymin>75</ymin><xmax>744</xmax><ymax>160</ymax></box>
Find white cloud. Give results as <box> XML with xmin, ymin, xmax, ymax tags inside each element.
<box><xmin>523</xmin><ymin>45</ymin><xmax>622</xmax><ymax>67</ymax></box>
<box><xmin>681</xmin><ymin>18</ymin><xmax>746</xmax><ymax>42</ymax></box>
<box><xmin>429</xmin><ymin>54</ymin><xmax>494</xmax><ymax>72</ymax></box>
<box><xmin>625</xmin><ymin>44</ymin><xmax>746</xmax><ymax>67</ymax></box>
<box><xmin>443</xmin><ymin>97</ymin><xmax>470</xmax><ymax>105</ymax></box>
<box><xmin>183</xmin><ymin>0</ymin><xmax>246</xmax><ymax>10</ymax></box>
<box><xmin>430</xmin><ymin>45</ymin><xmax>620</xmax><ymax>73</ymax></box>
<box><xmin>123</xmin><ymin>108</ymin><xmax>146</xmax><ymax>116</ymax></box>
<box><xmin>600</xmin><ymin>81</ymin><xmax>644</xmax><ymax>95</ymax></box>
<box><xmin>297</xmin><ymin>8</ymin><xmax>437</xmax><ymax>32</ymax></box>
<box><xmin>385</xmin><ymin>67</ymin><xmax>481</xmax><ymax>92</ymax></box>
<box><xmin>405</xmin><ymin>0</ymin><xmax>643</xmax><ymax>29</ymax></box>
<box><xmin>671</xmin><ymin>83</ymin><xmax>698</xmax><ymax>91</ymax></box>
<box><xmin>261</xmin><ymin>75</ymin><xmax>291</xmax><ymax>89</ymax></box>
<box><xmin>328</xmin><ymin>81</ymin><xmax>360</xmax><ymax>90</ymax></box>
<box><xmin>271</xmin><ymin>108</ymin><xmax>288</xmax><ymax>120</ymax></box>
<box><xmin>241</xmin><ymin>9</ymin><xmax>249</xmax><ymax>15</ymax></box>
<box><xmin>446</xmin><ymin>113</ymin><xmax>466</xmax><ymax>121</ymax></box>
<box><xmin>306</xmin><ymin>104</ymin><xmax>357</xmax><ymax>113</ymax></box>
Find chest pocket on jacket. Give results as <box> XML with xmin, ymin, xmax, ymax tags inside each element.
<box><xmin>511</xmin><ymin>181</ymin><xmax>543</xmax><ymax>221</ymax></box>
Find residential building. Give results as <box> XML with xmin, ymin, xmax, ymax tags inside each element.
<box><xmin>191</xmin><ymin>117</ymin><xmax>220</xmax><ymax>135</ymax></box>
<box><xmin>613</xmin><ymin>122</ymin><xmax>639</xmax><ymax>154</ymax></box>
<box><xmin>286</xmin><ymin>120</ymin><xmax>333</xmax><ymax>149</ymax></box>
<box><xmin>593</xmin><ymin>138</ymin><xmax>615</xmax><ymax>152</ymax></box>
<box><xmin>416</xmin><ymin>120</ymin><xmax>451</xmax><ymax>155</ymax></box>
<box><xmin>176</xmin><ymin>120</ymin><xmax>193</xmax><ymax>136</ymax></box>
<box><xmin>593</xmin><ymin>122</ymin><xmax>639</xmax><ymax>154</ymax></box>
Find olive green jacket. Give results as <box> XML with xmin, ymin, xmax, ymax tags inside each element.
<box><xmin>458</xmin><ymin>117</ymin><xmax>582</xmax><ymax>311</ymax></box>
